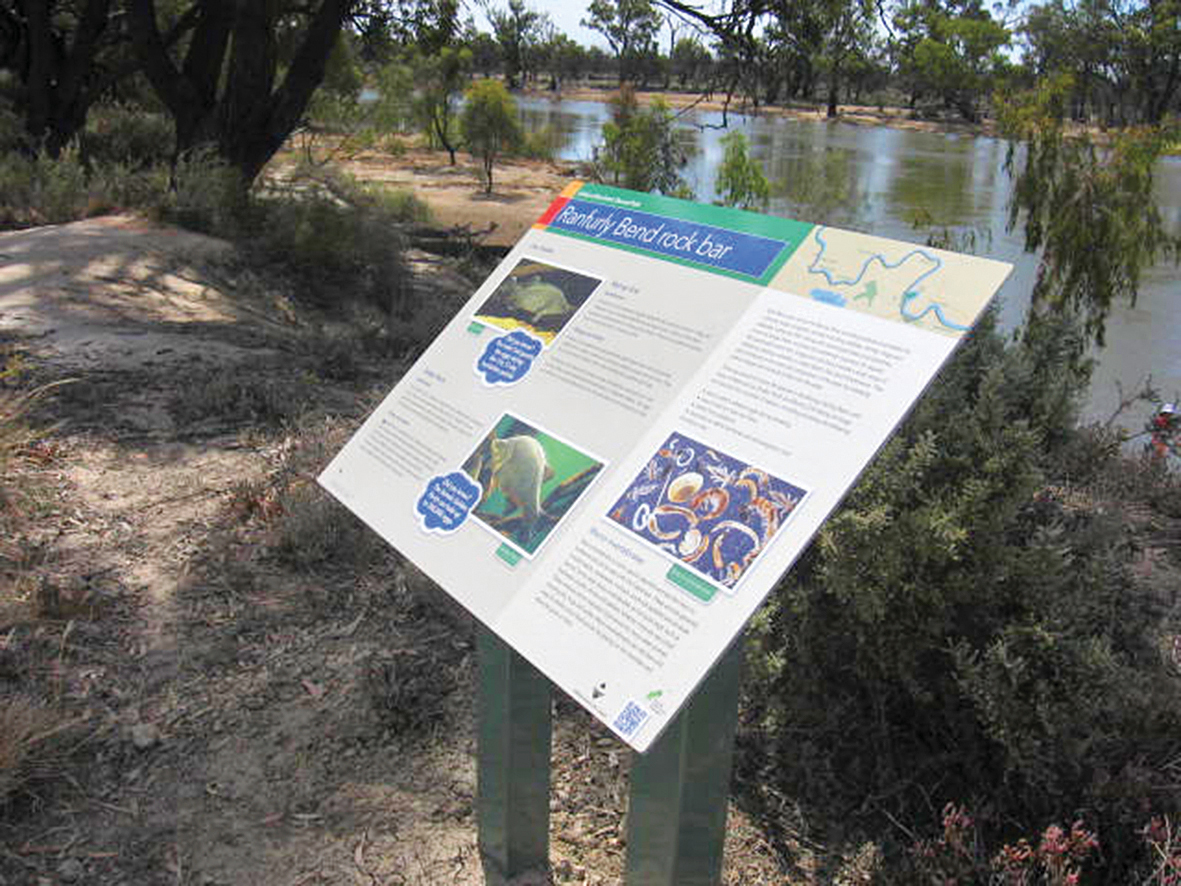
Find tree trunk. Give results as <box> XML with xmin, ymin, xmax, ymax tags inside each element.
<box><xmin>130</xmin><ymin>0</ymin><xmax>352</xmax><ymax>189</ymax></box>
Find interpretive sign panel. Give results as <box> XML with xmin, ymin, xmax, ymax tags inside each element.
<box><xmin>319</xmin><ymin>182</ymin><xmax>1012</xmax><ymax>751</ymax></box>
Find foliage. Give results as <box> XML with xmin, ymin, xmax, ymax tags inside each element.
<box><xmin>1020</xmin><ymin>0</ymin><xmax>1181</xmax><ymax>125</ymax></box>
<box><xmin>517</xmin><ymin>124</ymin><xmax>564</xmax><ymax>160</ymax></box>
<box><xmin>82</xmin><ymin>105</ymin><xmax>174</xmax><ymax>168</ymax></box>
<box><xmin>302</xmin><ymin>44</ymin><xmax>417</xmax><ymax>161</ymax></box>
<box><xmin>894</xmin><ymin>1</ymin><xmax>1012</xmax><ymax>121</ymax></box>
<box><xmin>480</xmin><ymin>0</ymin><xmax>550</xmax><ymax>88</ymax></box>
<box><xmin>129</xmin><ymin>0</ymin><xmax>356</xmax><ymax>188</ymax></box>
<box><xmin>909</xmin><ymin>803</ymin><xmax>1102</xmax><ymax>885</ymax></box>
<box><xmin>714</xmin><ymin>131</ymin><xmax>770</xmax><ymax>210</ymax></box>
<box><xmin>669</xmin><ymin>36</ymin><xmax>712</xmax><ymax>88</ymax></box>
<box><xmin>351</xmin><ymin>0</ymin><xmax>463</xmax><ymax>60</ymax></box>
<box><xmin>998</xmin><ymin>75</ymin><xmax>1181</xmax><ymax>346</ymax></box>
<box><xmin>0</xmin><ymin>142</ymin><xmax>173</xmax><ymax>228</ymax></box>
<box><xmin>411</xmin><ymin>46</ymin><xmax>473</xmax><ymax>165</ymax></box>
<box><xmin>233</xmin><ymin>170</ymin><xmax>426</xmax><ymax>328</ymax></box>
<box><xmin>744</xmin><ymin>305</ymin><xmax>1181</xmax><ymax>882</ymax></box>
<box><xmin>459</xmin><ymin>78</ymin><xmax>523</xmax><ymax>194</ymax></box>
<box><xmin>537</xmin><ymin>32</ymin><xmax>588</xmax><ymax>89</ymax></box>
<box><xmin>582</xmin><ymin>0</ymin><xmax>663</xmax><ymax>84</ymax></box>
<box><xmin>593</xmin><ymin>86</ymin><xmax>691</xmax><ymax>197</ymax></box>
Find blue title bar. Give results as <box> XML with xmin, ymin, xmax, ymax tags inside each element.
<box><xmin>548</xmin><ymin>199</ymin><xmax>788</xmax><ymax>279</ymax></box>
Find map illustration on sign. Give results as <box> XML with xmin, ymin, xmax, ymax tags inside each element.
<box><xmin>773</xmin><ymin>226</ymin><xmax>987</xmax><ymax>335</ymax></box>
<box><xmin>319</xmin><ymin>181</ymin><xmax>1012</xmax><ymax>751</ymax></box>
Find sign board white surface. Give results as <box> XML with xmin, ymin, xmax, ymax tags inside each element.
<box><xmin>319</xmin><ymin>183</ymin><xmax>1012</xmax><ymax>751</ymax></box>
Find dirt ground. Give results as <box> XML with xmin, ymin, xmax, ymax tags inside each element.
<box><xmin>0</xmin><ymin>203</ymin><xmax>811</xmax><ymax>885</ymax></box>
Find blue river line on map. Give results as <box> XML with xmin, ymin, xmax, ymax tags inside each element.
<box><xmin>805</xmin><ymin>228</ymin><xmax>969</xmax><ymax>332</ymax></box>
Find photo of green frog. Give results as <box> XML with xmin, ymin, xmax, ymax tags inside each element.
<box><xmin>473</xmin><ymin>259</ymin><xmax>601</xmax><ymax>345</ymax></box>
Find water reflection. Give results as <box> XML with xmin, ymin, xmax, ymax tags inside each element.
<box><xmin>515</xmin><ymin>95</ymin><xmax>1181</xmax><ymax>423</ymax></box>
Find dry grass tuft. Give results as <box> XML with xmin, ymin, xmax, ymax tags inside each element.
<box><xmin>0</xmin><ymin>695</ymin><xmax>73</xmax><ymax>801</ymax></box>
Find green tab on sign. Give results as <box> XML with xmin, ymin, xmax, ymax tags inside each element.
<box><xmin>666</xmin><ymin>564</ymin><xmax>717</xmax><ymax>602</ymax></box>
<box><xmin>496</xmin><ymin>544</ymin><xmax>523</xmax><ymax>567</ymax></box>
<box><xmin>467</xmin><ymin>321</ymin><xmax>485</xmax><ymax>334</ymax></box>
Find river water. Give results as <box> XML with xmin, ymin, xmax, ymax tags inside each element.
<box><xmin>517</xmin><ymin>95</ymin><xmax>1181</xmax><ymax>430</ymax></box>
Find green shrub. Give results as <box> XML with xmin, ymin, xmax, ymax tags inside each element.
<box><xmin>168</xmin><ymin>367</ymin><xmax>310</xmax><ymax>430</ymax></box>
<box><xmin>157</xmin><ymin>148</ymin><xmax>248</xmax><ymax>234</ymax></box>
<box><xmin>0</xmin><ymin>141</ymin><xmax>173</xmax><ymax>229</ymax></box>
<box><xmin>744</xmin><ymin>309</ymin><xmax>1181</xmax><ymax>881</ymax></box>
<box><xmin>517</xmin><ymin>124</ymin><xmax>565</xmax><ymax>161</ymax></box>
<box><xmin>593</xmin><ymin>87</ymin><xmax>692</xmax><ymax>198</ymax></box>
<box><xmin>460</xmin><ymin>79</ymin><xmax>523</xmax><ymax>194</ymax></box>
<box><xmin>83</xmin><ymin>105</ymin><xmax>174</xmax><ymax>168</ymax></box>
<box><xmin>0</xmin><ymin>148</ymin><xmax>88</xmax><ymax>225</ymax></box>
<box><xmin>714</xmin><ymin>131</ymin><xmax>770</xmax><ymax>210</ymax></box>
<box><xmin>235</xmin><ymin>170</ymin><xmax>427</xmax><ymax>325</ymax></box>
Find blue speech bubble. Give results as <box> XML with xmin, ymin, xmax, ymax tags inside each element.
<box><xmin>477</xmin><ymin>330</ymin><xmax>543</xmax><ymax>385</ymax></box>
<box><xmin>416</xmin><ymin>471</ymin><xmax>483</xmax><ymax>533</ymax></box>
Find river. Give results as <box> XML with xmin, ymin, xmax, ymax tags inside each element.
<box><xmin>517</xmin><ymin>95</ymin><xmax>1181</xmax><ymax>431</ymax></box>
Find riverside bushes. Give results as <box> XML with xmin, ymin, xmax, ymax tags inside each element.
<box><xmin>743</xmin><ymin>309</ymin><xmax>1181</xmax><ymax>881</ymax></box>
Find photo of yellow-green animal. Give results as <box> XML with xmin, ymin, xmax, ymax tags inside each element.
<box><xmin>460</xmin><ymin>413</ymin><xmax>604</xmax><ymax>557</ymax></box>
<box><xmin>473</xmin><ymin>259</ymin><xmax>602</xmax><ymax>345</ymax></box>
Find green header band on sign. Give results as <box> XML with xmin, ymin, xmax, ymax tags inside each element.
<box><xmin>543</xmin><ymin>183</ymin><xmax>813</xmax><ymax>286</ymax></box>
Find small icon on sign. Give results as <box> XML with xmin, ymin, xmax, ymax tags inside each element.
<box><xmin>592</xmin><ymin>682</ymin><xmax>607</xmax><ymax>700</ymax></box>
<box><xmin>645</xmin><ymin>689</ymin><xmax>663</xmax><ymax>701</ymax></box>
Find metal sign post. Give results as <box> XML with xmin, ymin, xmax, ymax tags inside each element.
<box><xmin>477</xmin><ymin>625</ymin><xmax>552</xmax><ymax>882</ymax></box>
<box><xmin>625</xmin><ymin>635</ymin><xmax>744</xmax><ymax>886</ymax></box>
<box><xmin>477</xmin><ymin>625</ymin><xmax>744</xmax><ymax>886</ymax></box>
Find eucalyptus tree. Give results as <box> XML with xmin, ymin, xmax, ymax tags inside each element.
<box><xmin>670</xmin><ymin>35</ymin><xmax>712</xmax><ymax>87</ymax></box>
<box><xmin>894</xmin><ymin>0</ymin><xmax>1011</xmax><ymax>121</ymax></box>
<box><xmin>128</xmin><ymin>0</ymin><xmax>361</xmax><ymax>188</ymax></box>
<box><xmin>0</xmin><ymin>0</ymin><xmax>135</xmax><ymax>155</ymax></box>
<box><xmin>481</xmin><ymin>0</ymin><xmax>549</xmax><ymax>88</ymax></box>
<box><xmin>1022</xmin><ymin>0</ymin><xmax>1180</xmax><ymax>124</ymax></box>
<box><xmin>582</xmin><ymin>0</ymin><xmax>664</xmax><ymax>84</ymax></box>
<box><xmin>413</xmin><ymin>45</ymin><xmax>472</xmax><ymax>164</ymax></box>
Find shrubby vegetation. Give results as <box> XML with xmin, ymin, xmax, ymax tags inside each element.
<box><xmin>743</xmin><ymin>305</ymin><xmax>1181</xmax><ymax>881</ymax></box>
<box><xmin>2</xmin><ymin>1</ymin><xmax>1179</xmax><ymax>881</ymax></box>
<box><xmin>714</xmin><ymin>130</ymin><xmax>770</xmax><ymax>210</ymax></box>
<box><xmin>459</xmin><ymin>78</ymin><xmax>524</xmax><ymax>193</ymax></box>
<box><xmin>592</xmin><ymin>85</ymin><xmax>692</xmax><ymax>196</ymax></box>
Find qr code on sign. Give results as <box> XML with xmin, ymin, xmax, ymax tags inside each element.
<box><xmin>613</xmin><ymin>701</ymin><xmax>650</xmax><ymax>738</ymax></box>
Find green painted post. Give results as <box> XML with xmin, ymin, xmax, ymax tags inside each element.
<box><xmin>625</xmin><ymin>635</ymin><xmax>745</xmax><ymax>886</ymax></box>
<box><xmin>477</xmin><ymin>625</ymin><xmax>552</xmax><ymax>882</ymax></box>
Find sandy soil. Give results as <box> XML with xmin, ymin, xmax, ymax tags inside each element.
<box><xmin>0</xmin><ymin>214</ymin><xmax>806</xmax><ymax>885</ymax></box>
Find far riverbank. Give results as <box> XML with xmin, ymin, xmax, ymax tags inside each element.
<box><xmin>521</xmin><ymin>83</ymin><xmax>1001</xmax><ymax>138</ymax></box>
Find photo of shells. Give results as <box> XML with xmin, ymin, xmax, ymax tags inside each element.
<box><xmin>461</xmin><ymin>413</ymin><xmax>605</xmax><ymax>557</ymax></box>
<box><xmin>606</xmin><ymin>433</ymin><xmax>806</xmax><ymax>590</ymax></box>
<box><xmin>473</xmin><ymin>259</ymin><xmax>602</xmax><ymax>345</ymax></box>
